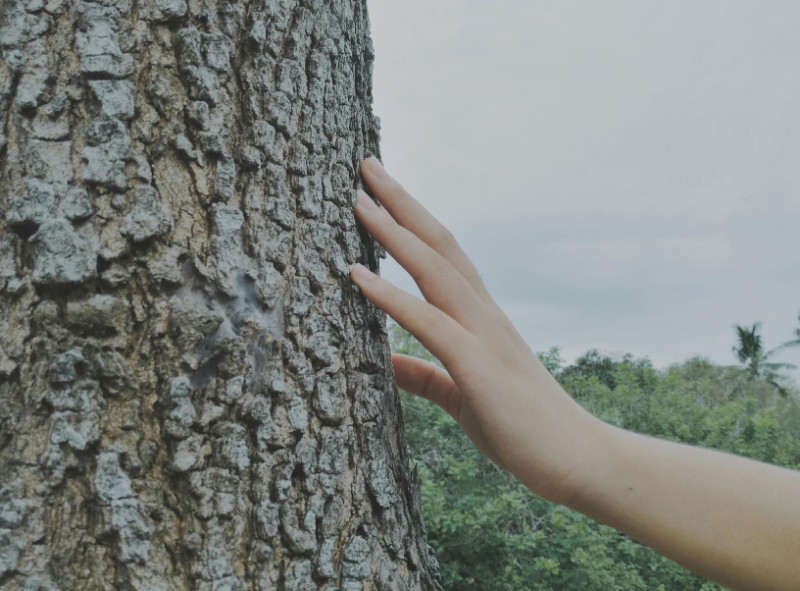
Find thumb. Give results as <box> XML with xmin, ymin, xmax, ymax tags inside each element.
<box><xmin>392</xmin><ymin>353</ymin><xmax>463</xmax><ymax>420</ymax></box>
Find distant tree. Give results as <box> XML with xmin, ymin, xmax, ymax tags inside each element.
<box><xmin>733</xmin><ymin>323</ymin><xmax>796</xmax><ymax>397</ymax></box>
<box><xmin>559</xmin><ymin>349</ymin><xmax>619</xmax><ymax>389</ymax></box>
<box><xmin>559</xmin><ymin>349</ymin><xmax>653</xmax><ymax>392</ymax></box>
<box><xmin>536</xmin><ymin>346</ymin><xmax>564</xmax><ymax>377</ymax></box>
<box><xmin>776</xmin><ymin>311</ymin><xmax>800</xmax><ymax>352</ymax></box>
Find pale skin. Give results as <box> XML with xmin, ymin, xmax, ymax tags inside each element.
<box><xmin>350</xmin><ymin>156</ymin><xmax>800</xmax><ymax>591</ymax></box>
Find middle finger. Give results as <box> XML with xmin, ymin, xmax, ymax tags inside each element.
<box><xmin>355</xmin><ymin>191</ymin><xmax>486</xmax><ymax>331</ymax></box>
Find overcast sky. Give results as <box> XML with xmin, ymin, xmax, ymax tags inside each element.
<box><xmin>367</xmin><ymin>1</ymin><xmax>800</xmax><ymax>377</ymax></box>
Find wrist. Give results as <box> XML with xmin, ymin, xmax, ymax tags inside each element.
<box><xmin>509</xmin><ymin>378</ymin><xmax>617</xmax><ymax>508</ymax></box>
<box><xmin>555</xmin><ymin>419</ymin><xmax>626</xmax><ymax>513</ymax></box>
<box><xmin>549</xmin><ymin>412</ymin><xmax>619</xmax><ymax>509</ymax></box>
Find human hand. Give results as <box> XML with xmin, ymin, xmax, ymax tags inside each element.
<box><xmin>350</xmin><ymin>157</ymin><xmax>607</xmax><ymax>505</ymax></box>
<box><xmin>352</xmin><ymin>158</ymin><xmax>800</xmax><ymax>590</ymax></box>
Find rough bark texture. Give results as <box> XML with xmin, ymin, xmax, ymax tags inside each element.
<box><xmin>0</xmin><ymin>1</ymin><xmax>442</xmax><ymax>589</ymax></box>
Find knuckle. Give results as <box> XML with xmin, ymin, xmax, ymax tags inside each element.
<box><xmin>374</xmin><ymin>277</ymin><xmax>395</xmax><ymax>302</ymax></box>
<box><xmin>374</xmin><ymin>207</ymin><xmax>397</xmax><ymax>232</ymax></box>
<box><xmin>421</xmin><ymin>365</ymin><xmax>439</xmax><ymax>400</ymax></box>
<box><xmin>422</xmin><ymin>306</ymin><xmax>445</xmax><ymax>332</ymax></box>
<box><xmin>485</xmin><ymin>303</ymin><xmax>515</xmax><ymax>331</ymax></box>
<box><xmin>430</xmin><ymin>254</ymin><xmax>452</xmax><ymax>277</ymax></box>
<box><xmin>364</xmin><ymin>207</ymin><xmax>395</xmax><ymax>239</ymax></box>
<box><xmin>483</xmin><ymin>302</ymin><xmax>505</xmax><ymax>321</ymax></box>
<box><xmin>433</xmin><ymin>227</ymin><xmax>457</xmax><ymax>250</ymax></box>
<box><xmin>388</xmin><ymin>177</ymin><xmax>407</xmax><ymax>196</ymax></box>
<box><xmin>414</xmin><ymin>255</ymin><xmax>450</xmax><ymax>289</ymax></box>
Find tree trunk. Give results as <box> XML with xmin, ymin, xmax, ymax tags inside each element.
<box><xmin>0</xmin><ymin>1</ymin><xmax>442</xmax><ymax>589</ymax></box>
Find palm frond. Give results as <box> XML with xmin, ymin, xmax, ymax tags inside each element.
<box><xmin>762</xmin><ymin>361</ymin><xmax>798</xmax><ymax>371</ymax></box>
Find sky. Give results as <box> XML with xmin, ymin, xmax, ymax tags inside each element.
<box><xmin>366</xmin><ymin>0</ymin><xmax>800</xmax><ymax>377</ymax></box>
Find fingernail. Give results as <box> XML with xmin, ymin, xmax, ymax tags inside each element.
<box><xmin>350</xmin><ymin>263</ymin><xmax>377</xmax><ymax>283</ymax></box>
<box><xmin>356</xmin><ymin>189</ymin><xmax>378</xmax><ymax>210</ymax></box>
<box><xmin>363</xmin><ymin>156</ymin><xmax>389</xmax><ymax>179</ymax></box>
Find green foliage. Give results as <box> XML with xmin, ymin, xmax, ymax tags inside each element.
<box><xmin>536</xmin><ymin>346</ymin><xmax>564</xmax><ymax>377</ymax></box>
<box><xmin>786</xmin><ymin>311</ymin><xmax>800</xmax><ymax>348</ymax></box>
<box><xmin>390</xmin><ymin>324</ymin><xmax>800</xmax><ymax>591</ymax></box>
<box><xmin>732</xmin><ymin>321</ymin><xmax>797</xmax><ymax>397</ymax></box>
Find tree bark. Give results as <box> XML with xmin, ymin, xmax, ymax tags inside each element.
<box><xmin>0</xmin><ymin>1</ymin><xmax>442</xmax><ymax>589</ymax></box>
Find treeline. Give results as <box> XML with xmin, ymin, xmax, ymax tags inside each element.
<box><xmin>390</xmin><ymin>326</ymin><xmax>800</xmax><ymax>591</ymax></box>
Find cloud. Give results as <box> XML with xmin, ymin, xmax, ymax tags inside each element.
<box><xmin>381</xmin><ymin>206</ymin><xmax>800</xmax><ymax>373</ymax></box>
<box><xmin>370</xmin><ymin>0</ymin><xmax>800</xmax><ymax>375</ymax></box>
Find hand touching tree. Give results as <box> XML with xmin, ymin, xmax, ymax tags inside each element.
<box><xmin>352</xmin><ymin>157</ymin><xmax>800</xmax><ymax>591</ymax></box>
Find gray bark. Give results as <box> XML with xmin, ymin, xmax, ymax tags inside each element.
<box><xmin>0</xmin><ymin>1</ymin><xmax>442</xmax><ymax>589</ymax></box>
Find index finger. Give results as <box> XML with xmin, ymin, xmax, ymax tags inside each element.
<box><xmin>349</xmin><ymin>263</ymin><xmax>476</xmax><ymax>372</ymax></box>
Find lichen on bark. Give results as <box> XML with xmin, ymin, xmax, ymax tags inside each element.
<box><xmin>0</xmin><ymin>0</ymin><xmax>442</xmax><ymax>589</ymax></box>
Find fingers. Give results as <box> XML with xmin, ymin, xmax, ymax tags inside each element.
<box><xmin>392</xmin><ymin>353</ymin><xmax>463</xmax><ymax>420</ymax></box>
<box><xmin>361</xmin><ymin>157</ymin><xmax>492</xmax><ymax>303</ymax></box>
<box><xmin>350</xmin><ymin>264</ymin><xmax>475</xmax><ymax>370</ymax></box>
<box><xmin>355</xmin><ymin>190</ymin><xmax>486</xmax><ymax>330</ymax></box>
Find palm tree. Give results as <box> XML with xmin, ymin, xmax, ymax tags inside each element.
<box><xmin>777</xmin><ymin>311</ymin><xmax>800</xmax><ymax>351</ymax></box>
<box><xmin>733</xmin><ymin>323</ymin><xmax>797</xmax><ymax>396</ymax></box>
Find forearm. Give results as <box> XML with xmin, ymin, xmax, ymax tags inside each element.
<box><xmin>565</xmin><ymin>423</ymin><xmax>800</xmax><ymax>591</ymax></box>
